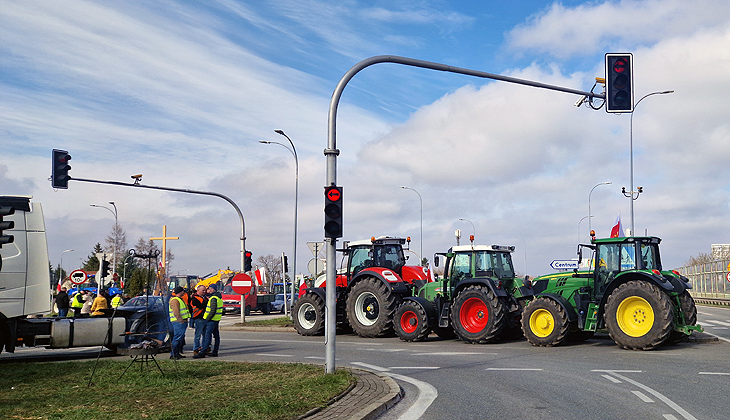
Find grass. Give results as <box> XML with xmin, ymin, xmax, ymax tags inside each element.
<box><xmin>239</xmin><ymin>316</ymin><xmax>294</xmax><ymax>327</ymax></box>
<box><xmin>0</xmin><ymin>360</ymin><xmax>353</xmax><ymax>420</ymax></box>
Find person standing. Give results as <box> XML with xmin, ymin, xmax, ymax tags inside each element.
<box><xmin>80</xmin><ymin>291</ymin><xmax>93</xmax><ymax>317</ymax></box>
<box><xmin>194</xmin><ymin>284</ymin><xmax>222</xmax><ymax>358</ymax></box>
<box><xmin>189</xmin><ymin>285</ymin><xmax>208</xmax><ymax>356</ymax></box>
<box><xmin>110</xmin><ymin>293</ymin><xmax>123</xmax><ymax>308</ymax></box>
<box><xmin>91</xmin><ymin>290</ymin><xmax>108</xmax><ymax>316</ymax></box>
<box><xmin>70</xmin><ymin>290</ymin><xmax>85</xmax><ymax>317</ymax></box>
<box><xmin>55</xmin><ymin>287</ymin><xmax>70</xmax><ymax>318</ymax></box>
<box><xmin>168</xmin><ymin>286</ymin><xmax>190</xmax><ymax>360</ymax></box>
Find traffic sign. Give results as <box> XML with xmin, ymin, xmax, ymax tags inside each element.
<box><xmin>326</xmin><ymin>187</ymin><xmax>341</xmax><ymax>202</ymax></box>
<box><xmin>69</xmin><ymin>269</ymin><xmax>87</xmax><ymax>285</ymax></box>
<box><xmin>550</xmin><ymin>260</ymin><xmax>579</xmax><ymax>270</ymax></box>
<box><xmin>726</xmin><ymin>272</ymin><xmax>730</xmax><ymax>283</ymax></box>
<box><xmin>231</xmin><ymin>273</ymin><xmax>253</xmax><ymax>295</ymax></box>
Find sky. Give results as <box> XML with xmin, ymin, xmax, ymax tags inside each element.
<box><xmin>2</xmin><ymin>0</ymin><xmax>729</xmax><ymax>279</ymax></box>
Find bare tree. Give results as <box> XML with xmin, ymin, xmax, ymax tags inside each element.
<box><xmin>256</xmin><ymin>254</ymin><xmax>284</xmax><ymax>285</ymax></box>
<box><xmin>104</xmin><ymin>223</ymin><xmax>128</xmax><ymax>272</ymax></box>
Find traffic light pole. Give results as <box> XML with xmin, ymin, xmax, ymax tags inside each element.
<box><xmin>325</xmin><ymin>55</ymin><xmax>606</xmax><ymax>374</ymax></box>
<box><xmin>68</xmin><ymin>177</ymin><xmax>246</xmax><ymax>272</ymax></box>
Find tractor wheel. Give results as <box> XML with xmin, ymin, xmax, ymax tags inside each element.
<box><xmin>346</xmin><ymin>277</ymin><xmax>401</xmax><ymax>337</ymax></box>
<box><xmin>604</xmin><ymin>280</ymin><xmax>673</xmax><ymax>350</ymax></box>
<box><xmin>665</xmin><ymin>291</ymin><xmax>698</xmax><ymax>345</ymax></box>
<box><xmin>292</xmin><ymin>293</ymin><xmax>325</xmax><ymax>336</ymax></box>
<box><xmin>394</xmin><ymin>301</ymin><xmax>431</xmax><ymax>342</ymax></box>
<box><xmin>521</xmin><ymin>297</ymin><xmax>570</xmax><ymax>347</ymax></box>
<box><xmin>450</xmin><ymin>285</ymin><xmax>506</xmax><ymax>344</ymax></box>
<box><xmin>244</xmin><ymin>305</ymin><xmax>251</xmax><ymax>316</ymax></box>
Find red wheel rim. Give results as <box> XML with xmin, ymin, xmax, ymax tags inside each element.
<box><xmin>400</xmin><ymin>310</ymin><xmax>418</xmax><ymax>334</ymax></box>
<box><xmin>460</xmin><ymin>297</ymin><xmax>488</xmax><ymax>333</ymax></box>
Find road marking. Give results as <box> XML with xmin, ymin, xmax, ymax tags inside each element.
<box><xmin>351</xmin><ymin>361</ymin><xmax>390</xmax><ymax>372</ymax></box>
<box><xmin>413</xmin><ymin>352</ymin><xmax>495</xmax><ymax>356</ymax></box>
<box><xmin>601</xmin><ymin>374</ymin><xmax>622</xmax><ymax>383</ymax></box>
<box><xmin>592</xmin><ymin>370</ymin><xmax>643</xmax><ymax>373</ymax></box>
<box><xmin>632</xmin><ymin>390</ymin><xmax>654</xmax><ymax>403</ymax></box>
<box><xmin>699</xmin><ymin>372</ymin><xmax>730</xmax><ymax>375</ymax></box>
<box><xmin>663</xmin><ymin>415</ymin><xmax>679</xmax><ymax>420</ymax></box>
<box><xmin>390</xmin><ymin>366</ymin><xmax>440</xmax><ymax>370</ymax></box>
<box><xmin>602</xmin><ymin>371</ymin><xmax>698</xmax><ymax>420</ymax></box>
<box><xmin>709</xmin><ymin>327</ymin><xmax>728</xmax><ymax>330</ymax></box>
<box><xmin>486</xmin><ymin>368</ymin><xmax>543</xmax><ymax>371</ymax></box>
<box><xmin>388</xmin><ymin>373</ymin><xmax>438</xmax><ymax>420</ymax></box>
<box><xmin>349</xmin><ymin>362</ymin><xmax>439</xmax><ymax>420</ymax></box>
<box><xmin>697</xmin><ymin>330</ymin><xmax>730</xmax><ymax>343</ymax></box>
<box><xmin>704</xmin><ymin>319</ymin><xmax>730</xmax><ymax>327</ymax></box>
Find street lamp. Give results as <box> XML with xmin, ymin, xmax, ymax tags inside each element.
<box><xmin>399</xmin><ymin>186</ymin><xmax>423</xmax><ymax>262</ymax></box>
<box><xmin>588</xmin><ymin>181</ymin><xmax>611</xmax><ymax>233</ymax></box>
<box><xmin>513</xmin><ymin>236</ymin><xmax>526</xmax><ymax>276</ymax></box>
<box><xmin>458</xmin><ymin>218</ymin><xmax>475</xmax><ymax>243</ymax></box>
<box><xmin>59</xmin><ymin>249</ymin><xmax>74</xmax><ymax>286</ymax></box>
<box><xmin>261</xmin><ymin>130</ymin><xmax>298</xmax><ymax>315</ymax></box>
<box><xmin>578</xmin><ymin>215</ymin><xmax>593</xmax><ymax>243</ymax></box>
<box><xmin>624</xmin><ymin>90</ymin><xmax>673</xmax><ymax>236</ymax></box>
<box><xmin>90</xmin><ymin>202</ymin><xmax>118</xmax><ymax>288</ymax></box>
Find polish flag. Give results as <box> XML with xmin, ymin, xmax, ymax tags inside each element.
<box><xmin>56</xmin><ymin>275</ymin><xmax>63</xmax><ymax>292</ymax></box>
<box><xmin>254</xmin><ymin>267</ymin><xmax>266</xmax><ymax>286</ymax></box>
<box><xmin>610</xmin><ymin>213</ymin><xmax>624</xmax><ymax>238</ymax></box>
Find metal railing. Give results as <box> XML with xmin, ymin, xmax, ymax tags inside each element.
<box><xmin>678</xmin><ymin>259</ymin><xmax>730</xmax><ymax>300</ymax></box>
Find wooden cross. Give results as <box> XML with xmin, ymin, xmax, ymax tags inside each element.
<box><xmin>150</xmin><ymin>225</ymin><xmax>179</xmax><ymax>270</ymax></box>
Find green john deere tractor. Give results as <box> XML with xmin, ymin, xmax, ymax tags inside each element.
<box><xmin>522</xmin><ymin>235</ymin><xmax>702</xmax><ymax>350</ymax></box>
<box><xmin>393</xmin><ymin>244</ymin><xmax>533</xmax><ymax>344</ymax></box>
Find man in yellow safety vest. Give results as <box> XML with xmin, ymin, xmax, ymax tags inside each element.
<box><xmin>193</xmin><ymin>284</ymin><xmax>222</xmax><ymax>358</ymax></box>
<box><xmin>168</xmin><ymin>286</ymin><xmax>190</xmax><ymax>360</ymax></box>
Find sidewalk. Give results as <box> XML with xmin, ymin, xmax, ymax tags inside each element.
<box><xmin>300</xmin><ymin>368</ymin><xmax>402</xmax><ymax>420</ymax></box>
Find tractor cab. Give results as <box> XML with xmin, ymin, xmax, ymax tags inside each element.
<box><xmin>343</xmin><ymin>237</ymin><xmax>407</xmax><ymax>277</ymax></box>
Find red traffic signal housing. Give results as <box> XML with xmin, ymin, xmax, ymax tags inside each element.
<box><xmin>51</xmin><ymin>149</ymin><xmax>72</xmax><ymax>189</ymax></box>
<box><xmin>605</xmin><ymin>53</ymin><xmax>634</xmax><ymax>113</ymax></box>
<box><xmin>324</xmin><ymin>186</ymin><xmax>343</xmax><ymax>239</ymax></box>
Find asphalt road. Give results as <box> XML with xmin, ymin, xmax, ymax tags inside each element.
<box><xmin>2</xmin><ymin>306</ymin><xmax>728</xmax><ymax>420</ymax></box>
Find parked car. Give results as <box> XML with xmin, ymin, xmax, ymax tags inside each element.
<box><xmin>271</xmin><ymin>294</ymin><xmax>292</xmax><ymax>314</ymax></box>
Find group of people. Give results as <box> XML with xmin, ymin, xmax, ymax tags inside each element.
<box><xmin>168</xmin><ymin>283</ymin><xmax>222</xmax><ymax>360</ymax></box>
<box><xmin>54</xmin><ymin>287</ymin><xmax>125</xmax><ymax>318</ymax></box>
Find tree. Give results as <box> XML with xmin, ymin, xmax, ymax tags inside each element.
<box><xmin>104</xmin><ymin>223</ymin><xmax>128</xmax><ymax>274</ymax></box>
<box><xmin>256</xmin><ymin>254</ymin><xmax>284</xmax><ymax>285</ymax></box>
<box><xmin>81</xmin><ymin>243</ymin><xmax>104</xmax><ymax>272</ymax></box>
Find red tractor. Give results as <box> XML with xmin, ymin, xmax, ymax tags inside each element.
<box><xmin>292</xmin><ymin>236</ymin><xmax>430</xmax><ymax>337</ymax></box>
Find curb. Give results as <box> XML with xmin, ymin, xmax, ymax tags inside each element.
<box><xmin>219</xmin><ymin>325</ymin><xmax>293</xmax><ymax>332</ymax></box>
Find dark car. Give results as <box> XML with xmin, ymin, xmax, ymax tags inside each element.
<box><xmin>115</xmin><ymin>295</ymin><xmax>170</xmax><ymax>345</ymax></box>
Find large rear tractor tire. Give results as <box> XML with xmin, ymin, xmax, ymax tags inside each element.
<box><xmin>604</xmin><ymin>280</ymin><xmax>673</xmax><ymax>350</ymax></box>
<box><xmin>292</xmin><ymin>293</ymin><xmax>325</xmax><ymax>336</ymax></box>
<box><xmin>665</xmin><ymin>290</ymin><xmax>698</xmax><ymax>345</ymax></box>
<box><xmin>394</xmin><ymin>301</ymin><xmax>431</xmax><ymax>342</ymax></box>
<box><xmin>451</xmin><ymin>285</ymin><xmax>505</xmax><ymax>344</ymax></box>
<box><xmin>522</xmin><ymin>297</ymin><xmax>570</xmax><ymax>347</ymax></box>
<box><xmin>346</xmin><ymin>277</ymin><xmax>401</xmax><ymax>337</ymax></box>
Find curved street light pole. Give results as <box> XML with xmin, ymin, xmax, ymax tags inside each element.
<box><xmin>262</xmin><ymin>130</ymin><xmax>299</xmax><ymax>315</ymax></box>
<box><xmin>627</xmin><ymin>90</ymin><xmax>674</xmax><ymax>236</ymax></box>
<box><xmin>59</xmin><ymin>249</ymin><xmax>74</xmax><ymax>286</ymax></box>
<box><xmin>458</xmin><ymin>218</ymin><xmax>476</xmax><ymax>242</ymax></box>
<box><xmin>588</xmin><ymin>182</ymin><xmax>611</xmax><ymax>234</ymax></box>
<box><xmin>90</xmin><ymin>202</ymin><xmax>118</xmax><ymax>287</ymax></box>
<box><xmin>399</xmin><ymin>186</ymin><xmax>423</xmax><ymax>261</ymax></box>
<box><xmin>579</xmin><ymin>215</ymin><xmax>592</xmax><ymax>243</ymax></box>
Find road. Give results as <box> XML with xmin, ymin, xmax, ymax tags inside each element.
<box><xmin>2</xmin><ymin>306</ymin><xmax>728</xmax><ymax>419</ymax></box>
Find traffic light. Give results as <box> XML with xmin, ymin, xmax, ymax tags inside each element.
<box><xmin>244</xmin><ymin>251</ymin><xmax>253</xmax><ymax>272</ymax></box>
<box><xmin>605</xmin><ymin>53</ymin><xmax>634</xmax><ymax>113</ymax></box>
<box><xmin>51</xmin><ymin>149</ymin><xmax>72</xmax><ymax>189</ymax></box>
<box><xmin>99</xmin><ymin>259</ymin><xmax>110</xmax><ymax>278</ymax></box>
<box><xmin>282</xmin><ymin>255</ymin><xmax>289</xmax><ymax>273</ymax></box>
<box><xmin>324</xmin><ymin>185</ymin><xmax>343</xmax><ymax>239</ymax></box>
<box><xmin>0</xmin><ymin>207</ymin><xmax>14</xmax><ymax>251</ymax></box>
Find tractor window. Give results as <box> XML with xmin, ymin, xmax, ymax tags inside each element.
<box><xmin>640</xmin><ymin>243</ymin><xmax>661</xmax><ymax>270</ymax></box>
<box><xmin>373</xmin><ymin>245</ymin><xmax>405</xmax><ymax>271</ymax></box>
<box><xmin>474</xmin><ymin>252</ymin><xmax>494</xmax><ymax>277</ymax></box>
<box><xmin>451</xmin><ymin>253</ymin><xmax>471</xmax><ymax>281</ymax></box>
<box><xmin>349</xmin><ymin>247</ymin><xmax>371</xmax><ymax>276</ymax></box>
<box><xmin>596</xmin><ymin>243</ymin><xmax>620</xmax><ymax>295</ymax></box>
<box><xmin>620</xmin><ymin>243</ymin><xmax>637</xmax><ymax>270</ymax></box>
<box><xmin>491</xmin><ymin>252</ymin><xmax>515</xmax><ymax>279</ymax></box>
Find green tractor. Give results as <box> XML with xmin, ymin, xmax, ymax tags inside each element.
<box><xmin>522</xmin><ymin>235</ymin><xmax>702</xmax><ymax>350</ymax></box>
<box><xmin>393</xmin><ymin>245</ymin><xmax>533</xmax><ymax>343</ymax></box>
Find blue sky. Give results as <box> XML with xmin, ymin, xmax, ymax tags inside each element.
<box><xmin>2</xmin><ymin>0</ymin><xmax>729</xmax><ymax>278</ymax></box>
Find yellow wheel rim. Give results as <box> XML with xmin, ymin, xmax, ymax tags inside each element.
<box><xmin>616</xmin><ymin>296</ymin><xmax>654</xmax><ymax>337</ymax></box>
<box><xmin>529</xmin><ymin>308</ymin><xmax>554</xmax><ymax>338</ymax></box>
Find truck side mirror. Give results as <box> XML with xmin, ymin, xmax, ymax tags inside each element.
<box><xmin>434</xmin><ymin>255</ymin><xmax>440</xmax><ymax>267</ymax></box>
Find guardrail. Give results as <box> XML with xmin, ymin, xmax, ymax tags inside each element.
<box><xmin>678</xmin><ymin>258</ymin><xmax>730</xmax><ymax>301</ymax></box>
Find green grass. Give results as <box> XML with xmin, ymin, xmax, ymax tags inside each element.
<box><xmin>0</xmin><ymin>360</ymin><xmax>353</xmax><ymax>420</ymax></box>
<box><xmin>239</xmin><ymin>316</ymin><xmax>294</xmax><ymax>327</ymax></box>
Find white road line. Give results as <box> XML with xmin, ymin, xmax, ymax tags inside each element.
<box><xmin>664</xmin><ymin>415</ymin><xmax>679</xmax><ymax>420</ymax></box>
<box><xmin>350</xmin><ymin>361</ymin><xmax>390</xmax><ymax>372</ymax></box>
<box><xmin>697</xmin><ymin>330</ymin><xmax>730</xmax><ymax>343</ymax></box>
<box><xmin>413</xmin><ymin>352</ymin><xmax>495</xmax><ymax>356</ymax></box>
<box><xmin>486</xmin><ymin>368</ymin><xmax>543</xmax><ymax>371</ymax></box>
<box><xmin>704</xmin><ymin>319</ymin><xmax>730</xmax><ymax>327</ymax></box>
<box><xmin>605</xmin><ymin>372</ymin><xmax>698</xmax><ymax>420</ymax></box>
<box><xmin>592</xmin><ymin>370</ymin><xmax>643</xmax><ymax>373</ymax></box>
<box><xmin>632</xmin><ymin>390</ymin><xmax>654</xmax><ymax>403</ymax></box>
<box><xmin>699</xmin><ymin>372</ymin><xmax>730</xmax><ymax>376</ymax></box>
<box><xmin>709</xmin><ymin>327</ymin><xmax>728</xmax><ymax>330</ymax></box>
<box><xmin>601</xmin><ymin>374</ymin><xmax>622</xmax><ymax>383</ymax></box>
<box><xmin>388</xmin><ymin>372</ymin><xmax>438</xmax><ymax>420</ymax></box>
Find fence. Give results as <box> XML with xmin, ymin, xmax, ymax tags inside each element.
<box><xmin>678</xmin><ymin>259</ymin><xmax>730</xmax><ymax>300</ymax></box>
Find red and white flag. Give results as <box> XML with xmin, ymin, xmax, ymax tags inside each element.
<box><xmin>610</xmin><ymin>213</ymin><xmax>624</xmax><ymax>238</ymax></box>
<box><xmin>254</xmin><ymin>267</ymin><xmax>266</xmax><ymax>286</ymax></box>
